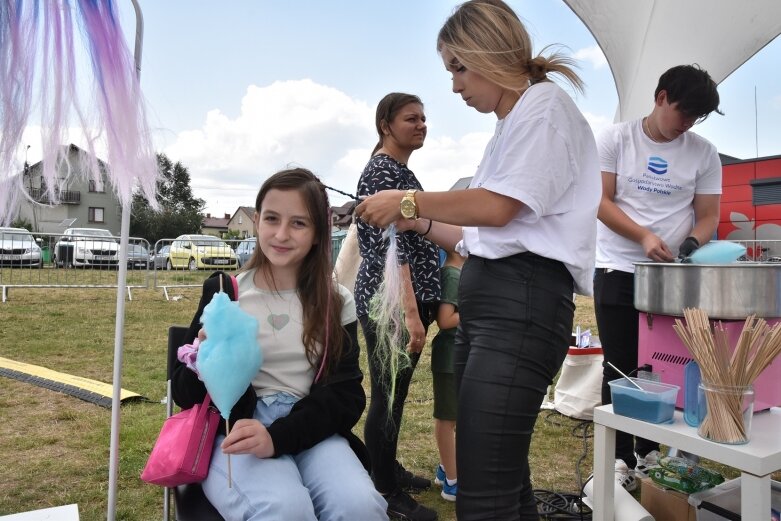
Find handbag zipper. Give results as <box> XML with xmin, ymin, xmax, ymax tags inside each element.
<box><xmin>192</xmin><ymin>412</ymin><xmax>212</xmax><ymax>474</ymax></box>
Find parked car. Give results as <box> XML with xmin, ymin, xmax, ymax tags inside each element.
<box><xmin>0</xmin><ymin>227</ymin><xmax>42</xmax><ymax>268</ymax></box>
<box><xmin>53</xmin><ymin>227</ymin><xmax>119</xmax><ymax>268</ymax></box>
<box><xmin>125</xmin><ymin>243</ymin><xmax>150</xmax><ymax>270</ymax></box>
<box><xmin>168</xmin><ymin>234</ymin><xmax>238</xmax><ymax>270</ymax></box>
<box><xmin>150</xmin><ymin>245</ymin><xmax>171</xmax><ymax>270</ymax></box>
<box><xmin>235</xmin><ymin>238</ymin><xmax>256</xmax><ymax>267</ymax></box>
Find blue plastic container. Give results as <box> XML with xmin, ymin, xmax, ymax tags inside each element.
<box><xmin>609</xmin><ymin>377</ymin><xmax>679</xmax><ymax>423</ymax></box>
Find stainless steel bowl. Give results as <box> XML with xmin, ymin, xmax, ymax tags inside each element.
<box><xmin>634</xmin><ymin>262</ymin><xmax>781</xmax><ymax>319</ymax></box>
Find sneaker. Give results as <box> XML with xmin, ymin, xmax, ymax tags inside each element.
<box><xmin>634</xmin><ymin>450</ymin><xmax>662</xmax><ymax>478</ymax></box>
<box><xmin>441</xmin><ymin>480</ymin><xmax>457</xmax><ymax>502</ymax></box>
<box><xmin>395</xmin><ymin>461</ymin><xmax>432</xmax><ymax>493</ymax></box>
<box><xmin>434</xmin><ymin>464</ymin><xmax>446</xmax><ymax>486</ymax></box>
<box><xmin>615</xmin><ymin>459</ymin><xmax>637</xmax><ymax>492</ymax></box>
<box><xmin>385</xmin><ymin>489</ymin><xmax>438</xmax><ymax>521</ymax></box>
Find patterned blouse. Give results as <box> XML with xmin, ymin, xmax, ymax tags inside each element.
<box><xmin>354</xmin><ymin>154</ymin><xmax>441</xmax><ymax>317</ymax></box>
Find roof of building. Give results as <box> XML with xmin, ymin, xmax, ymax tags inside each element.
<box><xmin>202</xmin><ymin>213</ymin><xmax>230</xmax><ymax>229</ymax></box>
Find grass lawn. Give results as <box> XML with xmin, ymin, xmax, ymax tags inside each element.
<box><xmin>0</xmin><ymin>280</ymin><xmax>768</xmax><ymax>520</ymax></box>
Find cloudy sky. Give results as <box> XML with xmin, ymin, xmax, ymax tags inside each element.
<box><xmin>20</xmin><ymin>1</ymin><xmax>781</xmax><ymax>215</ymax></box>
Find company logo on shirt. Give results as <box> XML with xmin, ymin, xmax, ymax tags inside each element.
<box><xmin>647</xmin><ymin>156</ymin><xmax>668</xmax><ymax>175</ymax></box>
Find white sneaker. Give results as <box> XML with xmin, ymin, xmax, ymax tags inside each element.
<box><xmin>634</xmin><ymin>450</ymin><xmax>662</xmax><ymax>478</ymax></box>
<box><xmin>615</xmin><ymin>459</ymin><xmax>637</xmax><ymax>492</ymax></box>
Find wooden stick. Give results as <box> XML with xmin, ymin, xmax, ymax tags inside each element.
<box><xmin>226</xmin><ymin>418</ymin><xmax>232</xmax><ymax>488</ymax></box>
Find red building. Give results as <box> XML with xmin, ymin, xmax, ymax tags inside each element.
<box><xmin>719</xmin><ymin>154</ymin><xmax>781</xmax><ymax>258</ymax></box>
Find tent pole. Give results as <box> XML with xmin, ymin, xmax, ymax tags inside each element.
<box><xmin>107</xmin><ymin>1</ymin><xmax>144</xmax><ymax>520</ymax></box>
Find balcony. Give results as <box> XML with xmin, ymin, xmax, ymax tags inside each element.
<box><xmin>29</xmin><ymin>188</ymin><xmax>81</xmax><ymax>204</ymax></box>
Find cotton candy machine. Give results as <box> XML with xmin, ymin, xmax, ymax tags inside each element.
<box><xmin>634</xmin><ymin>262</ymin><xmax>781</xmax><ymax>411</ymax></box>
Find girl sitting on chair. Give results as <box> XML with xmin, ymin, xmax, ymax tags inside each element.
<box><xmin>172</xmin><ymin>168</ymin><xmax>388</xmax><ymax>521</ymax></box>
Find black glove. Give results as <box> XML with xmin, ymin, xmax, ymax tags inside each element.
<box><xmin>678</xmin><ymin>236</ymin><xmax>700</xmax><ymax>260</ymax></box>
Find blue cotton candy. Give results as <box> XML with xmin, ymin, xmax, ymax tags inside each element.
<box><xmin>688</xmin><ymin>241</ymin><xmax>747</xmax><ymax>264</ymax></box>
<box><xmin>197</xmin><ymin>291</ymin><xmax>262</xmax><ymax>420</ymax></box>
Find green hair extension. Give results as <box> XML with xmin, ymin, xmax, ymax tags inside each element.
<box><xmin>368</xmin><ymin>224</ymin><xmax>412</xmax><ymax>423</ymax></box>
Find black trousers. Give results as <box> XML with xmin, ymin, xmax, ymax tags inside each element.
<box><xmin>360</xmin><ymin>302</ymin><xmax>434</xmax><ymax>493</ymax></box>
<box><xmin>593</xmin><ymin>268</ymin><xmax>659</xmax><ymax>468</ymax></box>
<box><xmin>455</xmin><ymin>253</ymin><xmax>574</xmax><ymax>521</ymax></box>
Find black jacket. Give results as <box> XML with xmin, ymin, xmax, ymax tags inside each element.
<box><xmin>171</xmin><ymin>271</ymin><xmax>370</xmax><ymax>470</ymax></box>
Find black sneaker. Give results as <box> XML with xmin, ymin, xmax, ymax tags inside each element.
<box><xmin>385</xmin><ymin>489</ymin><xmax>438</xmax><ymax>521</ymax></box>
<box><xmin>395</xmin><ymin>461</ymin><xmax>432</xmax><ymax>492</ymax></box>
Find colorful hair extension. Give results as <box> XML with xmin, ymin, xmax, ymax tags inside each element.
<box><xmin>0</xmin><ymin>0</ymin><xmax>158</xmax><ymax>226</ymax></box>
<box><xmin>367</xmin><ymin>224</ymin><xmax>412</xmax><ymax>420</ymax></box>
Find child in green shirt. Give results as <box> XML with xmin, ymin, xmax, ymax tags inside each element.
<box><xmin>432</xmin><ymin>248</ymin><xmax>464</xmax><ymax>502</ymax></box>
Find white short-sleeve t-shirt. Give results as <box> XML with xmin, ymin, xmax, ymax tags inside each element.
<box><xmin>457</xmin><ymin>81</ymin><xmax>601</xmax><ymax>295</ymax></box>
<box><xmin>236</xmin><ymin>270</ymin><xmax>356</xmax><ymax>399</ymax></box>
<box><xmin>595</xmin><ymin>120</ymin><xmax>722</xmax><ymax>273</ymax></box>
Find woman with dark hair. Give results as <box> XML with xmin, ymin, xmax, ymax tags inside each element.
<box><xmin>356</xmin><ymin>2</ymin><xmax>601</xmax><ymax>519</ymax></box>
<box><xmin>356</xmin><ymin>93</ymin><xmax>441</xmax><ymax>521</ymax></box>
<box><xmin>172</xmin><ymin>168</ymin><xmax>387</xmax><ymax>520</ymax></box>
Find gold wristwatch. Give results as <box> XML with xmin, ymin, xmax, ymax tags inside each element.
<box><xmin>400</xmin><ymin>189</ymin><xmax>418</xmax><ymax>219</ymax></box>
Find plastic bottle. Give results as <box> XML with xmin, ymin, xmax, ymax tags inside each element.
<box><xmin>684</xmin><ymin>360</ymin><xmax>701</xmax><ymax>427</ymax></box>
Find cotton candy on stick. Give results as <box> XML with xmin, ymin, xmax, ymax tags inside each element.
<box><xmin>197</xmin><ymin>283</ymin><xmax>261</xmax><ymax>487</ymax></box>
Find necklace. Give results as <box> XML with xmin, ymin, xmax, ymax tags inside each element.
<box><xmin>643</xmin><ymin>117</ymin><xmax>667</xmax><ymax>143</ymax></box>
<box><xmin>253</xmin><ymin>269</ymin><xmax>295</xmax><ymax>333</ymax></box>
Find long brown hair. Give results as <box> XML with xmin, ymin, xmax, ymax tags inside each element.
<box><xmin>371</xmin><ymin>92</ymin><xmax>424</xmax><ymax>156</ymax></box>
<box><xmin>438</xmin><ymin>0</ymin><xmax>583</xmax><ymax>94</ymax></box>
<box><xmin>243</xmin><ymin>168</ymin><xmax>345</xmax><ymax>378</ymax></box>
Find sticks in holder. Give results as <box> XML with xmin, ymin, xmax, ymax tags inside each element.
<box><xmin>673</xmin><ymin>308</ymin><xmax>781</xmax><ymax>443</ymax></box>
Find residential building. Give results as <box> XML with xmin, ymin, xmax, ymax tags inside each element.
<box><xmin>201</xmin><ymin>213</ymin><xmax>230</xmax><ymax>237</ymax></box>
<box><xmin>227</xmin><ymin>206</ymin><xmax>255</xmax><ymax>238</ymax></box>
<box><xmin>331</xmin><ymin>201</ymin><xmax>356</xmax><ymax>230</ymax></box>
<box><xmin>15</xmin><ymin>144</ymin><xmax>121</xmax><ymax>235</ymax></box>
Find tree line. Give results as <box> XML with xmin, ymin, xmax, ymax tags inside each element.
<box><xmin>130</xmin><ymin>153</ymin><xmax>206</xmax><ymax>247</ymax></box>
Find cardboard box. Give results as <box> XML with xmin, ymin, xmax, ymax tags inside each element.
<box><xmin>640</xmin><ymin>477</ymin><xmax>696</xmax><ymax>521</ymax></box>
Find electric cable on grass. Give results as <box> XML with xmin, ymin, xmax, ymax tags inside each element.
<box><xmin>535</xmin><ymin>409</ymin><xmax>593</xmax><ymax>520</ymax></box>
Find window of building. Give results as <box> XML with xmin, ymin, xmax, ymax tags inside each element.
<box><xmin>88</xmin><ymin>179</ymin><xmax>105</xmax><ymax>193</ymax></box>
<box><xmin>89</xmin><ymin>207</ymin><xmax>105</xmax><ymax>223</ymax></box>
<box><xmin>239</xmin><ymin>215</ymin><xmax>243</xmax><ymax>224</ymax></box>
<box><xmin>752</xmin><ymin>178</ymin><xmax>781</xmax><ymax>206</ymax></box>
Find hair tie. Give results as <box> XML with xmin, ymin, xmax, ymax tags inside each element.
<box><xmin>527</xmin><ymin>56</ymin><xmax>548</xmax><ymax>83</ymax></box>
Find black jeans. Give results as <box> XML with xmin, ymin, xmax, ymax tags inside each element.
<box><xmin>593</xmin><ymin>268</ymin><xmax>659</xmax><ymax>468</ymax></box>
<box><xmin>360</xmin><ymin>302</ymin><xmax>434</xmax><ymax>493</ymax></box>
<box><xmin>455</xmin><ymin>253</ymin><xmax>574</xmax><ymax>521</ymax></box>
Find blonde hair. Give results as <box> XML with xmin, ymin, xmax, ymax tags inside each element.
<box><xmin>437</xmin><ymin>0</ymin><xmax>583</xmax><ymax>94</ymax></box>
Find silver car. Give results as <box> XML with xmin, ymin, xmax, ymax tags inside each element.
<box><xmin>0</xmin><ymin>227</ymin><xmax>42</xmax><ymax>268</ymax></box>
<box><xmin>236</xmin><ymin>238</ymin><xmax>256</xmax><ymax>267</ymax></box>
<box><xmin>125</xmin><ymin>243</ymin><xmax>150</xmax><ymax>270</ymax></box>
<box><xmin>150</xmin><ymin>245</ymin><xmax>171</xmax><ymax>270</ymax></box>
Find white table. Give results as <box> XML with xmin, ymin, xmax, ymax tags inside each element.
<box><xmin>0</xmin><ymin>504</ymin><xmax>79</xmax><ymax>521</ymax></box>
<box><xmin>593</xmin><ymin>405</ymin><xmax>781</xmax><ymax>520</ymax></box>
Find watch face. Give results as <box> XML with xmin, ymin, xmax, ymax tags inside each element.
<box><xmin>400</xmin><ymin>199</ymin><xmax>416</xmax><ymax>218</ymax></box>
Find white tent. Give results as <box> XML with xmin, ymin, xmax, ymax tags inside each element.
<box><xmin>564</xmin><ymin>0</ymin><xmax>781</xmax><ymax>122</ymax></box>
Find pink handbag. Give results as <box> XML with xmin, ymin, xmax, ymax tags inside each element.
<box><xmin>140</xmin><ymin>393</ymin><xmax>220</xmax><ymax>487</ymax></box>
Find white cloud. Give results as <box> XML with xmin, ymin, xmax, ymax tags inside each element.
<box><xmin>573</xmin><ymin>45</ymin><xmax>608</xmax><ymax>70</ymax></box>
<box><xmin>411</xmin><ymin>133</ymin><xmax>491</xmax><ymax>192</ymax></box>
<box><xmin>582</xmin><ymin>111</ymin><xmax>613</xmax><ymax>138</ymax></box>
<box><xmin>165</xmin><ymin>79</ymin><xmax>376</xmax><ymax>213</ymax></box>
<box><xmin>164</xmin><ymin>79</ymin><xmax>490</xmax><ymax>213</ymax></box>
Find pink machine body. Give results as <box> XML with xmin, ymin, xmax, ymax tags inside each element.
<box><xmin>638</xmin><ymin>312</ymin><xmax>781</xmax><ymax>411</ymax></box>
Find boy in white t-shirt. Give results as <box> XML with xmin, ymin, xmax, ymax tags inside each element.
<box><xmin>594</xmin><ymin>64</ymin><xmax>723</xmax><ymax>492</ymax></box>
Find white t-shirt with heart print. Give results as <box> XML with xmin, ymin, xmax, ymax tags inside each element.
<box><xmin>236</xmin><ymin>269</ymin><xmax>356</xmax><ymax>399</ymax></box>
